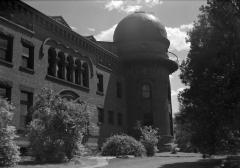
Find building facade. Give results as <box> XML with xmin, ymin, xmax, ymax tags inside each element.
<box><xmin>0</xmin><ymin>0</ymin><xmax>177</xmax><ymax>148</ymax></box>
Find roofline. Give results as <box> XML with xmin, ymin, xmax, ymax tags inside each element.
<box><xmin>18</xmin><ymin>0</ymin><xmax>118</xmax><ymax>59</ymax></box>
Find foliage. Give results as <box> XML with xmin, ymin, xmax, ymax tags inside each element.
<box><xmin>28</xmin><ymin>88</ymin><xmax>89</xmax><ymax>163</ymax></box>
<box><xmin>174</xmin><ymin>116</ymin><xmax>197</xmax><ymax>152</ymax></box>
<box><xmin>220</xmin><ymin>156</ymin><xmax>240</xmax><ymax>168</ymax></box>
<box><xmin>139</xmin><ymin>126</ymin><xmax>159</xmax><ymax>156</ymax></box>
<box><xmin>177</xmin><ymin>0</ymin><xmax>240</xmax><ymax>154</ymax></box>
<box><xmin>0</xmin><ymin>98</ymin><xmax>20</xmax><ymax>167</ymax></box>
<box><xmin>101</xmin><ymin>134</ymin><xmax>146</xmax><ymax>157</ymax></box>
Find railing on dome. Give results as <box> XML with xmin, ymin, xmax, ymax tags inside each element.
<box><xmin>168</xmin><ymin>51</ymin><xmax>179</xmax><ymax>64</ymax></box>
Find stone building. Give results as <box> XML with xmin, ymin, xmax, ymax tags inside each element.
<box><xmin>0</xmin><ymin>0</ymin><xmax>178</xmax><ymax>148</ymax></box>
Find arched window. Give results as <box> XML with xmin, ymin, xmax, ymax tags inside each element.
<box><xmin>47</xmin><ymin>47</ymin><xmax>57</xmax><ymax>76</ymax></box>
<box><xmin>59</xmin><ymin>90</ymin><xmax>79</xmax><ymax>101</ymax></box>
<box><xmin>75</xmin><ymin>59</ymin><xmax>81</xmax><ymax>85</ymax></box>
<box><xmin>141</xmin><ymin>83</ymin><xmax>151</xmax><ymax>98</ymax></box>
<box><xmin>66</xmin><ymin>56</ymin><xmax>74</xmax><ymax>82</ymax></box>
<box><xmin>82</xmin><ymin>62</ymin><xmax>89</xmax><ymax>88</ymax></box>
<box><xmin>57</xmin><ymin>52</ymin><xmax>65</xmax><ymax>79</ymax></box>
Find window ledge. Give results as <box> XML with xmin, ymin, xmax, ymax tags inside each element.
<box><xmin>19</xmin><ymin>66</ymin><xmax>34</xmax><ymax>74</ymax></box>
<box><xmin>96</xmin><ymin>90</ymin><xmax>104</xmax><ymax>96</ymax></box>
<box><xmin>46</xmin><ymin>75</ymin><xmax>90</xmax><ymax>92</ymax></box>
<box><xmin>0</xmin><ymin>59</ymin><xmax>13</xmax><ymax>68</ymax></box>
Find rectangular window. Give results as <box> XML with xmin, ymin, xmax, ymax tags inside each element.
<box><xmin>98</xmin><ymin>107</ymin><xmax>104</xmax><ymax>123</ymax></box>
<box><xmin>108</xmin><ymin>110</ymin><xmax>114</xmax><ymax>125</ymax></box>
<box><xmin>117</xmin><ymin>113</ymin><xmax>123</xmax><ymax>126</ymax></box>
<box><xmin>0</xmin><ymin>85</ymin><xmax>11</xmax><ymax>101</ymax></box>
<box><xmin>97</xmin><ymin>73</ymin><xmax>103</xmax><ymax>93</ymax></box>
<box><xmin>116</xmin><ymin>82</ymin><xmax>122</xmax><ymax>98</ymax></box>
<box><xmin>0</xmin><ymin>34</ymin><xmax>12</xmax><ymax>62</ymax></box>
<box><xmin>20</xmin><ymin>91</ymin><xmax>33</xmax><ymax>129</ymax></box>
<box><xmin>21</xmin><ymin>42</ymin><xmax>34</xmax><ymax>69</ymax></box>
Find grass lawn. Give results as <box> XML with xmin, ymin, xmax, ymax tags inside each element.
<box><xmin>16</xmin><ymin>156</ymin><xmax>98</xmax><ymax>168</ymax></box>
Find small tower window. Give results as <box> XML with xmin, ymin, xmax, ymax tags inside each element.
<box><xmin>116</xmin><ymin>82</ymin><xmax>122</xmax><ymax>98</ymax></box>
<box><xmin>98</xmin><ymin>107</ymin><xmax>104</xmax><ymax>123</ymax></box>
<box><xmin>141</xmin><ymin>83</ymin><xmax>151</xmax><ymax>98</ymax></box>
<box><xmin>108</xmin><ymin>110</ymin><xmax>114</xmax><ymax>125</ymax></box>
<box><xmin>97</xmin><ymin>73</ymin><xmax>104</xmax><ymax>93</ymax></box>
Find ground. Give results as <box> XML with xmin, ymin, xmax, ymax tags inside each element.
<box><xmin>101</xmin><ymin>153</ymin><xmax>223</xmax><ymax>168</ymax></box>
<box><xmin>16</xmin><ymin>152</ymin><xmax>224</xmax><ymax>168</ymax></box>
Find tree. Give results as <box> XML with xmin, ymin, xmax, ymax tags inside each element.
<box><xmin>0</xmin><ymin>98</ymin><xmax>20</xmax><ymax>167</ymax></box>
<box><xmin>177</xmin><ymin>0</ymin><xmax>240</xmax><ymax>154</ymax></box>
<box><xmin>28</xmin><ymin>88</ymin><xmax>89</xmax><ymax>163</ymax></box>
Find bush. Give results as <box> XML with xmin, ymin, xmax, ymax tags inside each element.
<box><xmin>28</xmin><ymin>88</ymin><xmax>89</xmax><ymax>163</ymax></box>
<box><xmin>139</xmin><ymin>126</ymin><xmax>159</xmax><ymax>156</ymax></box>
<box><xmin>101</xmin><ymin>135</ymin><xmax>146</xmax><ymax>157</ymax></box>
<box><xmin>0</xmin><ymin>98</ymin><xmax>20</xmax><ymax>167</ymax></box>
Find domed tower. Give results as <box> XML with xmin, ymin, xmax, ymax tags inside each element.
<box><xmin>114</xmin><ymin>12</ymin><xmax>178</xmax><ymax>139</ymax></box>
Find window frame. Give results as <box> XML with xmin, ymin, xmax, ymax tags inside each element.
<box><xmin>20</xmin><ymin>40</ymin><xmax>34</xmax><ymax>70</ymax></box>
<box><xmin>141</xmin><ymin>83</ymin><xmax>151</xmax><ymax>99</ymax></box>
<box><xmin>19</xmin><ymin>90</ymin><xmax>33</xmax><ymax>129</ymax></box>
<box><xmin>108</xmin><ymin>110</ymin><xmax>114</xmax><ymax>125</ymax></box>
<box><xmin>0</xmin><ymin>33</ymin><xmax>13</xmax><ymax>63</ymax></box>
<box><xmin>117</xmin><ymin>112</ymin><xmax>123</xmax><ymax>126</ymax></box>
<box><xmin>0</xmin><ymin>85</ymin><xmax>11</xmax><ymax>101</ymax></box>
<box><xmin>116</xmin><ymin>81</ymin><xmax>122</xmax><ymax>98</ymax></box>
<box><xmin>97</xmin><ymin>107</ymin><xmax>104</xmax><ymax>124</ymax></box>
<box><xmin>97</xmin><ymin>73</ymin><xmax>104</xmax><ymax>93</ymax></box>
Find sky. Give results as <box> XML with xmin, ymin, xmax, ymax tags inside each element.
<box><xmin>24</xmin><ymin>0</ymin><xmax>206</xmax><ymax>116</ymax></box>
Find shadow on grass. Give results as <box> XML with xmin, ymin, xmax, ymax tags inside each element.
<box><xmin>158</xmin><ymin>159</ymin><xmax>222</xmax><ymax>168</ymax></box>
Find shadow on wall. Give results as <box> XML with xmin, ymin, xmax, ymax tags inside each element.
<box><xmin>97</xmin><ymin>67</ymin><xmax>126</xmax><ymax>147</ymax></box>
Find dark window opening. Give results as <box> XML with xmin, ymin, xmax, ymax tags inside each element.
<box><xmin>0</xmin><ymin>34</ymin><xmax>12</xmax><ymax>62</ymax></box>
<box><xmin>21</xmin><ymin>42</ymin><xmax>34</xmax><ymax>69</ymax></box>
<box><xmin>66</xmin><ymin>56</ymin><xmax>73</xmax><ymax>82</ymax></box>
<box><xmin>57</xmin><ymin>52</ymin><xmax>65</xmax><ymax>79</ymax></box>
<box><xmin>75</xmin><ymin>59</ymin><xmax>81</xmax><ymax>85</ymax></box>
<box><xmin>108</xmin><ymin>110</ymin><xmax>114</xmax><ymax>125</ymax></box>
<box><xmin>98</xmin><ymin>107</ymin><xmax>104</xmax><ymax>123</ymax></box>
<box><xmin>0</xmin><ymin>85</ymin><xmax>11</xmax><ymax>101</ymax></box>
<box><xmin>117</xmin><ymin>113</ymin><xmax>123</xmax><ymax>126</ymax></box>
<box><xmin>82</xmin><ymin>63</ymin><xmax>89</xmax><ymax>88</ymax></box>
<box><xmin>20</xmin><ymin>91</ymin><xmax>33</xmax><ymax>129</ymax></box>
<box><xmin>47</xmin><ymin>47</ymin><xmax>56</xmax><ymax>76</ymax></box>
<box><xmin>97</xmin><ymin>73</ymin><xmax>103</xmax><ymax>93</ymax></box>
<box><xmin>116</xmin><ymin>82</ymin><xmax>122</xmax><ymax>98</ymax></box>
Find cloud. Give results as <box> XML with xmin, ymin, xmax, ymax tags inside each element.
<box><xmin>143</xmin><ymin>0</ymin><xmax>163</xmax><ymax>7</ymax></box>
<box><xmin>171</xmin><ymin>90</ymin><xmax>178</xmax><ymax>96</ymax></box>
<box><xmin>105</xmin><ymin>0</ymin><xmax>124</xmax><ymax>11</ymax></box>
<box><xmin>88</xmin><ymin>27</ymin><xmax>95</xmax><ymax>32</ymax></box>
<box><xmin>166</xmin><ymin>23</ymin><xmax>193</xmax><ymax>51</ymax></box>
<box><xmin>95</xmin><ymin>24</ymin><xmax>117</xmax><ymax>41</ymax></box>
<box><xmin>123</xmin><ymin>5</ymin><xmax>142</xmax><ymax>13</ymax></box>
<box><xmin>94</xmin><ymin>22</ymin><xmax>193</xmax><ymax>52</ymax></box>
<box><xmin>171</xmin><ymin>87</ymin><xmax>186</xmax><ymax>96</ymax></box>
<box><xmin>104</xmin><ymin>0</ymin><xmax>162</xmax><ymax>13</ymax></box>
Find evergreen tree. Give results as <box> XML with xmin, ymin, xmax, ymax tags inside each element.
<box><xmin>177</xmin><ymin>0</ymin><xmax>240</xmax><ymax>154</ymax></box>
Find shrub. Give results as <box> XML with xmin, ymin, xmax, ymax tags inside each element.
<box><xmin>0</xmin><ymin>98</ymin><xmax>20</xmax><ymax>167</ymax></box>
<box><xmin>28</xmin><ymin>88</ymin><xmax>89</xmax><ymax>163</ymax></box>
<box><xmin>101</xmin><ymin>135</ymin><xmax>146</xmax><ymax>157</ymax></box>
<box><xmin>139</xmin><ymin>126</ymin><xmax>159</xmax><ymax>156</ymax></box>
